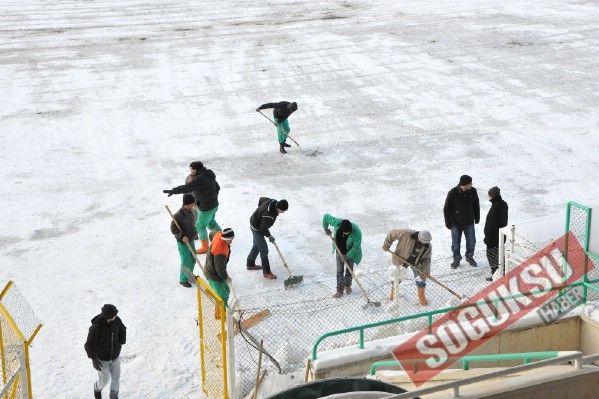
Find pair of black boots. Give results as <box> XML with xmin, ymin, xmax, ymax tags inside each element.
<box><xmin>451</xmin><ymin>255</ymin><xmax>477</xmax><ymax>269</ymax></box>
<box><xmin>94</xmin><ymin>389</ymin><xmax>117</xmax><ymax>399</ymax></box>
<box><xmin>279</xmin><ymin>142</ymin><xmax>291</xmax><ymax>153</ymax></box>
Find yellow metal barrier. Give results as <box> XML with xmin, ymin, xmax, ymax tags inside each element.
<box><xmin>194</xmin><ymin>276</ymin><xmax>229</xmax><ymax>399</ymax></box>
<box><xmin>0</xmin><ymin>281</ymin><xmax>42</xmax><ymax>399</ymax></box>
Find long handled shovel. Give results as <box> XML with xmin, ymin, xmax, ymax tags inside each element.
<box><xmin>328</xmin><ymin>234</ymin><xmax>381</xmax><ymax>308</ymax></box>
<box><xmin>257</xmin><ymin>110</ymin><xmax>301</xmax><ymax>149</ymax></box>
<box><xmin>384</xmin><ymin>249</ymin><xmax>467</xmax><ymax>300</ymax></box>
<box><xmin>271</xmin><ymin>241</ymin><xmax>304</xmax><ymax>289</ymax></box>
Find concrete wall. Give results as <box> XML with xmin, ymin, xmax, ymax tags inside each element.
<box><xmin>581</xmin><ymin>316</ymin><xmax>599</xmax><ymax>359</ymax></box>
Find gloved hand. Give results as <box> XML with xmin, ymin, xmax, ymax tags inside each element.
<box><xmin>163</xmin><ymin>189</ymin><xmax>174</xmax><ymax>197</ymax></box>
<box><xmin>324</xmin><ymin>228</ymin><xmax>332</xmax><ymax>236</ymax></box>
<box><xmin>92</xmin><ymin>358</ymin><xmax>102</xmax><ymax>371</ymax></box>
<box><xmin>268</xmin><ymin>236</ymin><xmax>275</xmax><ymax>243</ymax></box>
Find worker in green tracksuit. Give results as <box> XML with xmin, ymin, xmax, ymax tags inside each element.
<box><xmin>204</xmin><ymin>228</ymin><xmax>235</xmax><ymax>319</ymax></box>
<box><xmin>170</xmin><ymin>194</ymin><xmax>198</xmax><ymax>287</ymax></box>
<box><xmin>322</xmin><ymin>213</ymin><xmax>363</xmax><ymax>298</ymax></box>
<box><xmin>256</xmin><ymin>101</ymin><xmax>298</xmax><ymax>154</ymax></box>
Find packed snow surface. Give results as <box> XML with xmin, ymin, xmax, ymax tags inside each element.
<box><xmin>2</xmin><ymin>0</ymin><xmax>599</xmax><ymax>398</ymax></box>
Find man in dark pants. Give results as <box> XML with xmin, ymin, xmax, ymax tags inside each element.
<box><xmin>256</xmin><ymin>101</ymin><xmax>298</xmax><ymax>154</ymax></box>
<box><xmin>84</xmin><ymin>304</ymin><xmax>126</xmax><ymax>399</ymax></box>
<box><xmin>484</xmin><ymin>186</ymin><xmax>509</xmax><ymax>281</ymax></box>
<box><xmin>247</xmin><ymin>197</ymin><xmax>288</xmax><ymax>279</ymax></box>
<box><xmin>444</xmin><ymin>175</ymin><xmax>480</xmax><ymax>268</ymax></box>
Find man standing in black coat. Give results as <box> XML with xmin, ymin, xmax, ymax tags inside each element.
<box><xmin>84</xmin><ymin>304</ymin><xmax>126</xmax><ymax>399</ymax></box>
<box><xmin>246</xmin><ymin>197</ymin><xmax>288</xmax><ymax>279</ymax></box>
<box><xmin>484</xmin><ymin>186</ymin><xmax>509</xmax><ymax>281</ymax></box>
<box><xmin>163</xmin><ymin>161</ymin><xmax>221</xmax><ymax>254</ymax></box>
<box><xmin>256</xmin><ymin>101</ymin><xmax>298</xmax><ymax>154</ymax></box>
<box><xmin>444</xmin><ymin>175</ymin><xmax>480</xmax><ymax>268</ymax></box>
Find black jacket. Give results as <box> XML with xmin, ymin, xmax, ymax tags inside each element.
<box><xmin>170</xmin><ymin>207</ymin><xmax>198</xmax><ymax>243</ymax></box>
<box><xmin>170</xmin><ymin>169</ymin><xmax>220</xmax><ymax>211</ymax></box>
<box><xmin>484</xmin><ymin>195</ymin><xmax>509</xmax><ymax>247</ymax></box>
<box><xmin>443</xmin><ymin>186</ymin><xmax>480</xmax><ymax>228</ymax></box>
<box><xmin>84</xmin><ymin>315</ymin><xmax>126</xmax><ymax>361</ymax></box>
<box><xmin>249</xmin><ymin>197</ymin><xmax>279</xmax><ymax>237</ymax></box>
<box><xmin>258</xmin><ymin>101</ymin><xmax>296</xmax><ymax>123</ymax></box>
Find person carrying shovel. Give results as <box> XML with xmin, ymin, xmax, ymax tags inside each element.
<box><xmin>247</xmin><ymin>197</ymin><xmax>288</xmax><ymax>279</ymax></box>
<box><xmin>382</xmin><ymin>229</ymin><xmax>432</xmax><ymax>305</ymax></box>
<box><xmin>256</xmin><ymin>101</ymin><xmax>298</xmax><ymax>154</ymax></box>
<box><xmin>322</xmin><ymin>214</ymin><xmax>362</xmax><ymax>298</ymax></box>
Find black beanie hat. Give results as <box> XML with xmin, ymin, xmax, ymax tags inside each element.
<box><xmin>101</xmin><ymin>304</ymin><xmax>118</xmax><ymax>319</ymax></box>
<box><xmin>183</xmin><ymin>193</ymin><xmax>195</xmax><ymax>205</ymax></box>
<box><xmin>340</xmin><ymin>219</ymin><xmax>352</xmax><ymax>233</ymax></box>
<box><xmin>221</xmin><ymin>228</ymin><xmax>235</xmax><ymax>240</ymax></box>
<box><xmin>277</xmin><ymin>199</ymin><xmax>289</xmax><ymax>211</ymax></box>
<box><xmin>459</xmin><ymin>175</ymin><xmax>472</xmax><ymax>185</ymax></box>
<box><xmin>189</xmin><ymin>161</ymin><xmax>204</xmax><ymax>171</ymax></box>
<box><xmin>488</xmin><ymin>186</ymin><xmax>500</xmax><ymax>198</ymax></box>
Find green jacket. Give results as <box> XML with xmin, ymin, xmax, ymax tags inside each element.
<box><xmin>322</xmin><ymin>213</ymin><xmax>362</xmax><ymax>264</ymax></box>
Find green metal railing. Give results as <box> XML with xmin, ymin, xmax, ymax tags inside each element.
<box><xmin>565</xmin><ymin>201</ymin><xmax>593</xmax><ymax>301</ymax></box>
<box><xmin>368</xmin><ymin>351</ymin><xmax>560</xmax><ymax>375</ymax></box>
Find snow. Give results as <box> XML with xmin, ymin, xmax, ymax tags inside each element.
<box><xmin>2</xmin><ymin>0</ymin><xmax>599</xmax><ymax>397</ymax></box>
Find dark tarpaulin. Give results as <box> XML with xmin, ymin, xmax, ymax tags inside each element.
<box><xmin>266</xmin><ymin>377</ymin><xmax>418</xmax><ymax>399</ymax></box>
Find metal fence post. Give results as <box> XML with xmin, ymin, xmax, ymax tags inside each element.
<box><xmin>226</xmin><ymin>311</ymin><xmax>237</xmax><ymax>399</ymax></box>
<box><xmin>17</xmin><ymin>343</ymin><xmax>29</xmax><ymax>399</ymax></box>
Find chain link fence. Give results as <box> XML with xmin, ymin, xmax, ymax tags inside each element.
<box><xmin>232</xmin><ymin>248</ymin><xmax>499</xmax><ymax>396</ymax></box>
<box><xmin>567</xmin><ymin>203</ymin><xmax>599</xmax><ymax>301</ymax></box>
<box><xmin>0</xmin><ymin>281</ymin><xmax>42</xmax><ymax>399</ymax></box>
<box><xmin>225</xmin><ymin>205</ymin><xmax>597</xmax><ymax>397</ymax></box>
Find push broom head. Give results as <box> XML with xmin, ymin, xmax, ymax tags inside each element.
<box><xmin>284</xmin><ymin>275</ymin><xmax>304</xmax><ymax>289</ymax></box>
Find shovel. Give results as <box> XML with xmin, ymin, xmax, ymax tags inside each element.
<box><xmin>328</xmin><ymin>234</ymin><xmax>381</xmax><ymax>308</ymax></box>
<box><xmin>272</xmin><ymin>241</ymin><xmax>304</xmax><ymax>289</ymax></box>
<box><xmin>257</xmin><ymin>110</ymin><xmax>319</xmax><ymax>156</ymax></box>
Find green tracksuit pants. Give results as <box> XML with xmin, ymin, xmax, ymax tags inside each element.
<box><xmin>177</xmin><ymin>240</ymin><xmax>196</xmax><ymax>283</ymax></box>
<box><xmin>208</xmin><ymin>280</ymin><xmax>230</xmax><ymax>308</ymax></box>
<box><xmin>195</xmin><ymin>206</ymin><xmax>221</xmax><ymax>241</ymax></box>
<box><xmin>277</xmin><ymin>119</ymin><xmax>290</xmax><ymax>144</ymax></box>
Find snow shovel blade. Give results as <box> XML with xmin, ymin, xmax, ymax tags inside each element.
<box><xmin>284</xmin><ymin>275</ymin><xmax>303</xmax><ymax>289</ymax></box>
<box><xmin>362</xmin><ymin>300</ymin><xmax>381</xmax><ymax>309</ymax></box>
<box><xmin>304</xmin><ymin>149</ymin><xmax>319</xmax><ymax>157</ymax></box>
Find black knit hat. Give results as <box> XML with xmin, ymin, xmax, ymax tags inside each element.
<box><xmin>101</xmin><ymin>304</ymin><xmax>118</xmax><ymax>319</ymax></box>
<box><xmin>459</xmin><ymin>175</ymin><xmax>472</xmax><ymax>185</ymax></box>
<box><xmin>488</xmin><ymin>186</ymin><xmax>500</xmax><ymax>198</ymax></box>
<box><xmin>221</xmin><ymin>228</ymin><xmax>235</xmax><ymax>240</ymax></box>
<box><xmin>340</xmin><ymin>219</ymin><xmax>352</xmax><ymax>233</ymax></box>
<box><xmin>277</xmin><ymin>199</ymin><xmax>289</xmax><ymax>211</ymax></box>
<box><xmin>183</xmin><ymin>194</ymin><xmax>195</xmax><ymax>205</ymax></box>
<box><xmin>189</xmin><ymin>161</ymin><xmax>204</xmax><ymax>171</ymax></box>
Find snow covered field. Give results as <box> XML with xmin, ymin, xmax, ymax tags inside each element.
<box><xmin>1</xmin><ymin>0</ymin><xmax>599</xmax><ymax>397</ymax></box>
